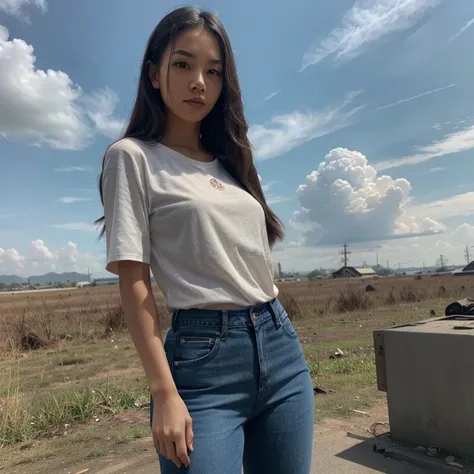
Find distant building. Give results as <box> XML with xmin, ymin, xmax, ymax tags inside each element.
<box><xmin>92</xmin><ymin>277</ymin><xmax>120</xmax><ymax>286</ymax></box>
<box><xmin>462</xmin><ymin>261</ymin><xmax>474</xmax><ymax>273</ymax></box>
<box><xmin>332</xmin><ymin>266</ymin><xmax>377</xmax><ymax>278</ymax></box>
<box><xmin>76</xmin><ymin>281</ymin><xmax>91</xmax><ymax>288</ymax></box>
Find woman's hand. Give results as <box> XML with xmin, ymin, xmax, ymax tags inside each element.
<box><xmin>152</xmin><ymin>390</ymin><xmax>194</xmax><ymax>468</ymax></box>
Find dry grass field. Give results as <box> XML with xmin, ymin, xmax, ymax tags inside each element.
<box><xmin>1</xmin><ymin>273</ymin><xmax>473</xmax><ymax>472</ymax></box>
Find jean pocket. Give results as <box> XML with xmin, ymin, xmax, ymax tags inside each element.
<box><xmin>280</xmin><ymin>313</ymin><xmax>298</xmax><ymax>338</ymax></box>
<box><xmin>174</xmin><ymin>333</ymin><xmax>221</xmax><ymax>368</ymax></box>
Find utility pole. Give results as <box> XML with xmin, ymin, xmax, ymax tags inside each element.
<box><xmin>376</xmin><ymin>252</ymin><xmax>379</xmax><ymax>267</ymax></box>
<box><xmin>440</xmin><ymin>254</ymin><xmax>445</xmax><ymax>269</ymax></box>
<box><xmin>339</xmin><ymin>243</ymin><xmax>351</xmax><ymax>267</ymax></box>
<box><xmin>465</xmin><ymin>246</ymin><xmax>471</xmax><ymax>265</ymax></box>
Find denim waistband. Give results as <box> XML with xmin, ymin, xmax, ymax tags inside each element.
<box><xmin>170</xmin><ymin>298</ymin><xmax>284</xmax><ymax>337</ymax></box>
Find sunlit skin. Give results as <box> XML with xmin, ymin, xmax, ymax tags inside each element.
<box><xmin>148</xmin><ymin>27</ymin><xmax>223</xmax><ymax>161</ymax></box>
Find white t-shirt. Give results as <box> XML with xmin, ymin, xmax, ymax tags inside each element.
<box><xmin>102</xmin><ymin>138</ymin><xmax>278</xmax><ymax>312</ymax></box>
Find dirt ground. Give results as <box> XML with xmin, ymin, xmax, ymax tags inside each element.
<box><xmin>3</xmin><ymin>399</ymin><xmax>393</xmax><ymax>474</ymax></box>
<box><xmin>2</xmin><ymin>277</ymin><xmax>473</xmax><ymax>473</ymax></box>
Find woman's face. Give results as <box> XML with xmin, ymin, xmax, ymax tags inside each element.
<box><xmin>149</xmin><ymin>26</ymin><xmax>223</xmax><ymax>124</ymax></box>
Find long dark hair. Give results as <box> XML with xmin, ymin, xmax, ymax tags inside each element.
<box><xmin>96</xmin><ymin>6</ymin><xmax>284</xmax><ymax>246</ymax></box>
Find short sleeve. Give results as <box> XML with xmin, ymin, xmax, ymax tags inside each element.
<box><xmin>102</xmin><ymin>141</ymin><xmax>151</xmax><ymax>275</ymax></box>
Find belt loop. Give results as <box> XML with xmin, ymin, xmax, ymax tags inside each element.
<box><xmin>172</xmin><ymin>310</ymin><xmax>180</xmax><ymax>332</ymax></box>
<box><xmin>268</xmin><ymin>299</ymin><xmax>281</xmax><ymax>328</ymax></box>
<box><xmin>220</xmin><ymin>310</ymin><xmax>228</xmax><ymax>340</ymax></box>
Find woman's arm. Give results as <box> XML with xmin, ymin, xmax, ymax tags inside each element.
<box><xmin>118</xmin><ymin>260</ymin><xmax>193</xmax><ymax>468</ymax></box>
<box><xmin>118</xmin><ymin>260</ymin><xmax>175</xmax><ymax>397</ymax></box>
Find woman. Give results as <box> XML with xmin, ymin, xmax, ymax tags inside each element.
<box><xmin>97</xmin><ymin>6</ymin><xmax>314</xmax><ymax>473</ymax></box>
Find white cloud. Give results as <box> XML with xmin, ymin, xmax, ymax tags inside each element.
<box><xmin>0</xmin><ymin>26</ymin><xmax>123</xmax><ymax>150</ymax></box>
<box><xmin>407</xmin><ymin>192</ymin><xmax>474</xmax><ymax>221</ymax></box>
<box><xmin>267</xmin><ymin>195</ymin><xmax>294</xmax><ymax>205</ymax></box>
<box><xmin>50</xmin><ymin>222</ymin><xmax>97</xmax><ymax>232</ymax></box>
<box><xmin>376</xmin><ymin>125</ymin><xmax>474</xmax><ymax>170</ymax></box>
<box><xmin>54</xmin><ymin>166</ymin><xmax>95</xmax><ymax>172</ymax></box>
<box><xmin>0</xmin><ymin>239</ymin><xmax>104</xmax><ymax>277</ymax></box>
<box><xmin>0</xmin><ymin>0</ymin><xmax>46</xmax><ymax>21</ymax></box>
<box><xmin>428</xmin><ymin>166</ymin><xmax>445</xmax><ymax>173</ymax></box>
<box><xmin>249</xmin><ymin>90</ymin><xmax>364</xmax><ymax>160</ymax></box>
<box><xmin>82</xmin><ymin>87</ymin><xmax>125</xmax><ymax>138</ymax></box>
<box><xmin>56</xmin><ymin>197</ymin><xmax>93</xmax><ymax>204</ymax></box>
<box><xmin>376</xmin><ymin>84</ymin><xmax>455</xmax><ymax>111</ymax></box>
<box><xmin>264</xmin><ymin>91</ymin><xmax>280</xmax><ymax>101</ymax></box>
<box><xmin>449</xmin><ymin>16</ymin><xmax>474</xmax><ymax>42</ymax></box>
<box><xmin>455</xmin><ymin>222</ymin><xmax>474</xmax><ymax>241</ymax></box>
<box><xmin>0</xmin><ymin>247</ymin><xmax>25</xmax><ymax>272</ymax></box>
<box><xmin>27</xmin><ymin>239</ymin><xmax>54</xmax><ymax>261</ymax></box>
<box><xmin>291</xmin><ymin>147</ymin><xmax>445</xmax><ymax>246</ymax></box>
<box><xmin>272</xmin><ymin>223</ymin><xmax>474</xmax><ymax>272</ymax></box>
<box><xmin>259</xmin><ymin>177</ymin><xmax>293</xmax><ymax>206</ymax></box>
<box><xmin>300</xmin><ymin>0</ymin><xmax>441</xmax><ymax>70</ymax></box>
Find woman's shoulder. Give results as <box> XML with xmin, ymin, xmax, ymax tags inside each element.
<box><xmin>106</xmin><ymin>137</ymin><xmax>150</xmax><ymax>159</ymax></box>
<box><xmin>104</xmin><ymin>138</ymin><xmax>159</xmax><ymax>171</ymax></box>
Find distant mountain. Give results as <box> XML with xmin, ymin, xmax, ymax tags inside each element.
<box><xmin>0</xmin><ymin>272</ymin><xmax>89</xmax><ymax>285</ymax></box>
<box><xmin>0</xmin><ymin>274</ymin><xmax>28</xmax><ymax>285</ymax></box>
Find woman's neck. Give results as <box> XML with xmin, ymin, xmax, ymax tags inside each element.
<box><xmin>161</xmin><ymin>112</ymin><xmax>202</xmax><ymax>152</ymax></box>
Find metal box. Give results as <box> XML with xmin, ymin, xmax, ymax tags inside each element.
<box><xmin>374</xmin><ymin>316</ymin><xmax>474</xmax><ymax>460</ymax></box>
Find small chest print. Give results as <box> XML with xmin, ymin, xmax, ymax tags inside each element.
<box><xmin>210</xmin><ymin>178</ymin><xmax>225</xmax><ymax>190</ymax></box>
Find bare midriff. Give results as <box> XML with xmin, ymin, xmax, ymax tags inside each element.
<box><xmin>201</xmin><ymin>303</ymin><xmax>249</xmax><ymax>310</ymax></box>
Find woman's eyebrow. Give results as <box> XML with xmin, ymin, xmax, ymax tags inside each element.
<box><xmin>172</xmin><ymin>49</ymin><xmax>222</xmax><ymax>65</ymax></box>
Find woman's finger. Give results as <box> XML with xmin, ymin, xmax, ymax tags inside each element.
<box><xmin>158</xmin><ymin>440</ymin><xmax>167</xmax><ymax>458</ymax></box>
<box><xmin>185</xmin><ymin>418</ymin><xmax>194</xmax><ymax>453</ymax></box>
<box><xmin>165</xmin><ymin>440</ymin><xmax>182</xmax><ymax>468</ymax></box>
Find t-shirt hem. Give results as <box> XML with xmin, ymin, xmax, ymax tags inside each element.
<box><xmin>106</xmin><ymin>254</ymin><xmax>150</xmax><ymax>275</ymax></box>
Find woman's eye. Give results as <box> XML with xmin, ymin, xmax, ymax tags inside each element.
<box><xmin>209</xmin><ymin>69</ymin><xmax>222</xmax><ymax>76</ymax></box>
<box><xmin>174</xmin><ymin>61</ymin><xmax>189</xmax><ymax>69</ymax></box>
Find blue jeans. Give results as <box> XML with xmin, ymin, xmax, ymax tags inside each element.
<box><xmin>150</xmin><ymin>298</ymin><xmax>314</xmax><ymax>473</ymax></box>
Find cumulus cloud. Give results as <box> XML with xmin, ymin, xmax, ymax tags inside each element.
<box><xmin>300</xmin><ymin>0</ymin><xmax>441</xmax><ymax>70</ymax></box>
<box><xmin>291</xmin><ymin>147</ymin><xmax>445</xmax><ymax>246</ymax></box>
<box><xmin>376</xmin><ymin>124</ymin><xmax>474</xmax><ymax>170</ymax></box>
<box><xmin>0</xmin><ymin>247</ymin><xmax>25</xmax><ymax>272</ymax></box>
<box><xmin>0</xmin><ymin>239</ymin><xmax>103</xmax><ymax>276</ymax></box>
<box><xmin>0</xmin><ymin>26</ymin><xmax>124</xmax><ymax>150</ymax></box>
<box><xmin>0</xmin><ymin>0</ymin><xmax>46</xmax><ymax>21</ymax></box>
<box><xmin>249</xmin><ymin>90</ymin><xmax>364</xmax><ymax>160</ymax></box>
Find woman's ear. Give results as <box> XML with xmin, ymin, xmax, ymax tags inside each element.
<box><xmin>148</xmin><ymin>61</ymin><xmax>160</xmax><ymax>89</ymax></box>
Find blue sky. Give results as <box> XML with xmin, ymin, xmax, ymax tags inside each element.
<box><xmin>1</xmin><ymin>0</ymin><xmax>474</xmax><ymax>277</ymax></box>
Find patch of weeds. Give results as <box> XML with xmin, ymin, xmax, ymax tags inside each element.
<box><xmin>113</xmin><ymin>426</ymin><xmax>149</xmax><ymax>444</ymax></box>
<box><xmin>400</xmin><ymin>286</ymin><xmax>417</xmax><ymax>303</ymax></box>
<box><xmin>335</xmin><ymin>287</ymin><xmax>372</xmax><ymax>313</ymax></box>
<box><xmin>278</xmin><ymin>291</ymin><xmax>301</xmax><ymax>320</ymax></box>
<box><xmin>86</xmin><ymin>445</ymin><xmax>108</xmax><ymax>459</ymax></box>
<box><xmin>0</xmin><ymin>379</ymin><xmax>150</xmax><ymax>446</ymax></box>
<box><xmin>56</xmin><ymin>356</ymin><xmax>86</xmax><ymax>366</ymax></box>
